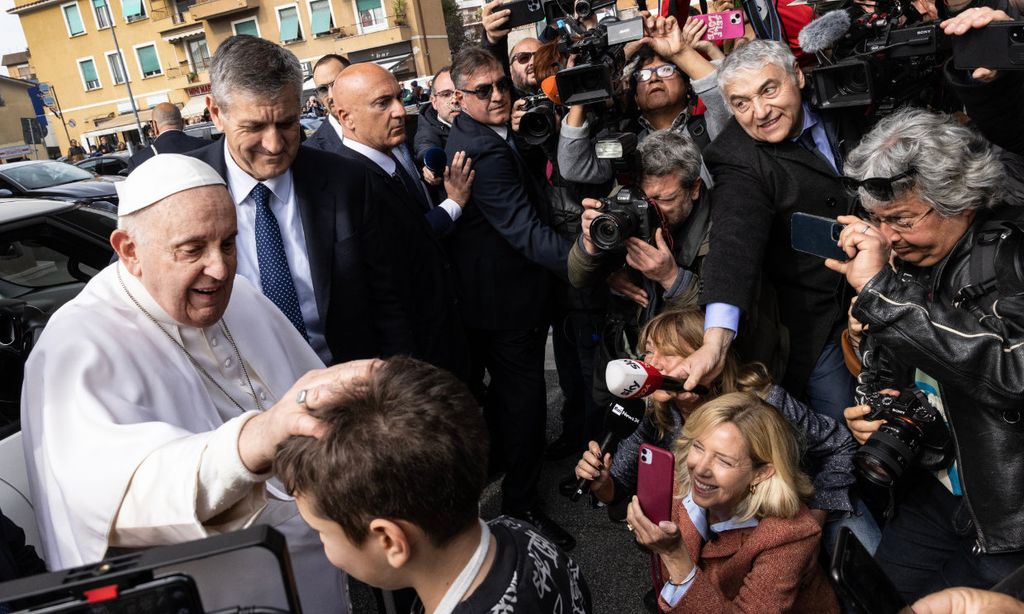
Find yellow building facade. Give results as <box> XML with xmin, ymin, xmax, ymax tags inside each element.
<box><xmin>0</xmin><ymin>75</ymin><xmax>49</xmax><ymax>162</ymax></box>
<box><xmin>9</xmin><ymin>0</ymin><xmax>452</xmax><ymax>155</ymax></box>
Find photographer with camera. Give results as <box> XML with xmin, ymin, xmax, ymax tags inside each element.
<box><xmin>558</xmin><ymin>15</ymin><xmax>731</xmax><ymax>186</ymax></box>
<box><xmin>828</xmin><ymin>108</ymin><xmax>1024</xmax><ymax>601</ymax></box>
<box><xmin>569</xmin><ymin>130</ymin><xmax>706</xmax><ymax>319</ymax></box>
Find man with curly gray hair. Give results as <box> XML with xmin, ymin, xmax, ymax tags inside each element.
<box><xmin>829</xmin><ymin>107</ymin><xmax>1024</xmax><ymax>601</ymax></box>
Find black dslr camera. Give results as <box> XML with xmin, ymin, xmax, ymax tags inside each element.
<box><xmin>519</xmin><ymin>93</ymin><xmax>557</xmax><ymax>145</ymax></box>
<box><xmin>590</xmin><ymin>188</ymin><xmax>661</xmax><ymax>251</ymax></box>
<box><xmin>854</xmin><ymin>388</ymin><xmax>953</xmax><ymax>487</ymax></box>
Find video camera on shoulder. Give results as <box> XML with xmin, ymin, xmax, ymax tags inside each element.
<box><xmin>552</xmin><ymin>14</ymin><xmax>645</xmax><ymax>105</ymax></box>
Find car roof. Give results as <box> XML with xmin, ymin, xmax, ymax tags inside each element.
<box><xmin>0</xmin><ymin>198</ymin><xmax>79</xmax><ymax>223</ymax></box>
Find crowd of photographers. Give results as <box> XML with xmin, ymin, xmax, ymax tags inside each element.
<box><xmin>6</xmin><ymin>0</ymin><xmax>1024</xmax><ymax>611</ymax></box>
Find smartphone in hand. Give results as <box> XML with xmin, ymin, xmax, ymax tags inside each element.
<box><xmin>791</xmin><ymin>212</ymin><xmax>848</xmax><ymax>261</ymax></box>
<box><xmin>692</xmin><ymin>10</ymin><xmax>746</xmax><ymax>41</ymax></box>
<box><xmin>637</xmin><ymin>444</ymin><xmax>675</xmax><ymax>524</ymax></box>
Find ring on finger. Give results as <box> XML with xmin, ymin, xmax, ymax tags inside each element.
<box><xmin>861</xmin><ymin>223</ymin><xmax>870</xmax><ymax>233</ymax></box>
<box><xmin>627</xmin><ymin>523</ymin><xmax>635</xmax><ymax>532</ymax></box>
<box><xmin>296</xmin><ymin>389</ymin><xmax>307</xmax><ymax>405</ymax></box>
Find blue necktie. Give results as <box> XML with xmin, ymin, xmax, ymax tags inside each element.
<box><xmin>390</xmin><ymin>153</ymin><xmax>431</xmax><ymax>213</ymax></box>
<box><xmin>251</xmin><ymin>183</ymin><xmax>308</xmax><ymax>340</ymax></box>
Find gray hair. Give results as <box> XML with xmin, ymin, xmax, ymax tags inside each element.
<box><xmin>845</xmin><ymin>107</ymin><xmax>1003</xmax><ymax>216</ymax></box>
<box><xmin>717</xmin><ymin>39</ymin><xmax>798</xmax><ymax>92</ymax></box>
<box><xmin>639</xmin><ymin>130</ymin><xmax>702</xmax><ymax>185</ymax></box>
<box><xmin>450</xmin><ymin>46</ymin><xmax>500</xmax><ymax>89</ymax></box>
<box><xmin>210</xmin><ymin>35</ymin><xmax>303</xmax><ymax>111</ymax></box>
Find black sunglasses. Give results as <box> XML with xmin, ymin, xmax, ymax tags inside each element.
<box><xmin>459</xmin><ymin>76</ymin><xmax>513</xmax><ymax>100</ymax></box>
<box><xmin>840</xmin><ymin>170</ymin><xmax>915</xmax><ymax>201</ymax></box>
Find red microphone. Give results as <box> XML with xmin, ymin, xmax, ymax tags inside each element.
<box><xmin>540</xmin><ymin>75</ymin><xmax>561</xmax><ymax>105</ymax></box>
<box><xmin>605</xmin><ymin>359</ymin><xmax>707</xmax><ymax>400</ymax></box>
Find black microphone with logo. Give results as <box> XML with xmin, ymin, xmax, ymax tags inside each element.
<box><xmin>570</xmin><ymin>398</ymin><xmax>645</xmax><ymax>502</ymax></box>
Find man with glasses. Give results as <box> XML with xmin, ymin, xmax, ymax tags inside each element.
<box><xmin>445</xmin><ymin>45</ymin><xmax>576</xmax><ymax>552</ymax></box>
<box><xmin>306</xmin><ymin>53</ymin><xmax>350</xmax><ymax>155</ymax></box>
<box><xmin>412</xmin><ymin>65</ymin><xmax>460</xmax><ymax>168</ymax></box>
<box><xmin>678</xmin><ymin>39</ymin><xmax>867</xmax><ymax>426</ymax></box>
<box><xmin>828</xmin><ymin>107</ymin><xmax>1024</xmax><ymax>601</ymax></box>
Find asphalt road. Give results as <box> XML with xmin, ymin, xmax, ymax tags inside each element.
<box><xmin>349</xmin><ymin>333</ymin><xmax>651</xmax><ymax>613</ymax></box>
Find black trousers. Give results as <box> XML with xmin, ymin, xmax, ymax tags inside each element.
<box><xmin>467</xmin><ymin>326</ymin><xmax>548</xmax><ymax>514</ymax></box>
<box><xmin>875</xmin><ymin>471</ymin><xmax>1024</xmax><ymax>602</ymax></box>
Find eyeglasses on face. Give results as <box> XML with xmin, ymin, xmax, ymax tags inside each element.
<box><xmin>635</xmin><ymin>64</ymin><xmax>680</xmax><ymax>83</ymax></box>
<box><xmin>432</xmin><ymin>89</ymin><xmax>456</xmax><ymax>99</ymax></box>
<box><xmin>511</xmin><ymin>51</ymin><xmax>535</xmax><ymax>65</ymax></box>
<box><xmin>459</xmin><ymin>76</ymin><xmax>513</xmax><ymax>100</ymax></box>
<box><xmin>315</xmin><ymin>84</ymin><xmax>331</xmax><ymax>96</ymax></box>
<box><xmin>840</xmin><ymin>170</ymin><xmax>915</xmax><ymax>202</ymax></box>
<box><xmin>867</xmin><ymin>208</ymin><xmax>934</xmax><ymax>232</ymax></box>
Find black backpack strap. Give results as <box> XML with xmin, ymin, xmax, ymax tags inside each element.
<box><xmin>954</xmin><ymin>218</ymin><xmax>1016</xmax><ymax>310</ymax></box>
<box><xmin>686</xmin><ymin>113</ymin><xmax>712</xmax><ymax>152</ymax></box>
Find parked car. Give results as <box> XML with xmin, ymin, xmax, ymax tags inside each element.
<box><xmin>74</xmin><ymin>152</ymin><xmax>131</xmax><ymax>177</ymax></box>
<box><xmin>182</xmin><ymin>121</ymin><xmax>223</xmax><ymax>141</ymax></box>
<box><xmin>0</xmin><ymin>198</ymin><xmax>116</xmax><ymax>436</ymax></box>
<box><xmin>0</xmin><ymin>161</ymin><xmax>121</xmax><ymax>211</ymax></box>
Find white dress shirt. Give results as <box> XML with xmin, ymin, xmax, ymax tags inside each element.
<box><xmin>343</xmin><ymin>137</ymin><xmax>462</xmax><ymax>222</ymax></box>
<box><xmin>222</xmin><ymin>141</ymin><xmax>330</xmax><ymax>363</ymax></box>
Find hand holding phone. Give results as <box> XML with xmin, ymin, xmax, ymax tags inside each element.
<box><xmin>637</xmin><ymin>444</ymin><xmax>675</xmax><ymax>524</ymax></box>
<box><xmin>692</xmin><ymin>10</ymin><xmax>746</xmax><ymax>41</ymax></box>
<box><xmin>791</xmin><ymin>212</ymin><xmax>848</xmax><ymax>261</ymax></box>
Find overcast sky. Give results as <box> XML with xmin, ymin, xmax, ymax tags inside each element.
<box><xmin>0</xmin><ymin>0</ymin><xmax>29</xmax><ymax>76</ymax></box>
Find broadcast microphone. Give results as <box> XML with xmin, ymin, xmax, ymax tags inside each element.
<box><xmin>570</xmin><ymin>399</ymin><xmax>645</xmax><ymax>502</ymax></box>
<box><xmin>605</xmin><ymin>358</ymin><xmax>692</xmax><ymax>400</ymax></box>
<box><xmin>540</xmin><ymin>75</ymin><xmax>562</xmax><ymax>105</ymax></box>
<box><xmin>797</xmin><ymin>9</ymin><xmax>852</xmax><ymax>54</ymax></box>
<box><xmin>423</xmin><ymin>147</ymin><xmax>447</xmax><ymax>175</ymax></box>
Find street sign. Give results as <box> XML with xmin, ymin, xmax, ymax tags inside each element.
<box><xmin>37</xmin><ymin>83</ymin><xmax>50</xmax><ymax>94</ymax></box>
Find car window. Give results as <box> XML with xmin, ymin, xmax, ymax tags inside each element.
<box><xmin>78</xmin><ymin>159</ymin><xmax>99</xmax><ymax>172</ymax></box>
<box><xmin>1</xmin><ymin>162</ymin><xmax>95</xmax><ymax>190</ymax></box>
<box><xmin>0</xmin><ymin>226</ymin><xmax>101</xmax><ymax>289</ymax></box>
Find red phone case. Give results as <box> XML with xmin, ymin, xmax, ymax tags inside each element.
<box><xmin>637</xmin><ymin>444</ymin><xmax>675</xmax><ymax>525</ymax></box>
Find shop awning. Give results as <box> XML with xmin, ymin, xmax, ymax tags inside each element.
<box><xmin>164</xmin><ymin>27</ymin><xmax>205</xmax><ymax>43</ymax></box>
<box><xmin>375</xmin><ymin>53</ymin><xmax>412</xmax><ymax>73</ymax></box>
<box><xmin>80</xmin><ymin>109</ymin><xmax>152</xmax><ymax>140</ymax></box>
<box><xmin>180</xmin><ymin>95</ymin><xmax>208</xmax><ymax>118</ymax></box>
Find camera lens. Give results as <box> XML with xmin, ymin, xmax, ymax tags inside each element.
<box><xmin>520</xmin><ymin>107</ymin><xmax>553</xmax><ymax>145</ymax></box>
<box><xmin>854</xmin><ymin>423</ymin><xmax>919</xmax><ymax>487</ymax></box>
<box><xmin>591</xmin><ymin>212</ymin><xmax>635</xmax><ymax>251</ymax></box>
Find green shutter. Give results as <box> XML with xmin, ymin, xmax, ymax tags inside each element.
<box><xmin>279</xmin><ymin>7</ymin><xmax>299</xmax><ymax>41</ymax></box>
<box><xmin>137</xmin><ymin>45</ymin><xmax>160</xmax><ymax>75</ymax></box>
<box><xmin>92</xmin><ymin>0</ymin><xmax>105</xmax><ymax>8</ymax></box>
<box><xmin>356</xmin><ymin>0</ymin><xmax>379</xmax><ymax>12</ymax></box>
<box><xmin>311</xmin><ymin>0</ymin><xmax>331</xmax><ymax>35</ymax></box>
<box><xmin>123</xmin><ymin>0</ymin><xmax>143</xmax><ymax>18</ymax></box>
<box><xmin>64</xmin><ymin>4</ymin><xmax>85</xmax><ymax>34</ymax></box>
<box><xmin>235</xmin><ymin>19</ymin><xmax>258</xmax><ymax>36</ymax></box>
<box><xmin>81</xmin><ymin>59</ymin><xmax>98</xmax><ymax>83</ymax></box>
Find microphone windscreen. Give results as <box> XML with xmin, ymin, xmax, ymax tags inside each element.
<box><xmin>606</xmin><ymin>359</ymin><xmax>664</xmax><ymax>400</ymax></box>
<box><xmin>423</xmin><ymin>147</ymin><xmax>447</xmax><ymax>174</ymax></box>
<box><xmin>797</xmin><ymin>9</ymin><xmax>851</xmax><ymax>53</ymax></box>
<box><xmin>541</xmin><ymin>75</ymin><xmax>561</xmax><ymax>105</ymax></box>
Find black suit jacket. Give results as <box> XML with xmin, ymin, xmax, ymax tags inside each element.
<box><xmin>304</xmin><ymin>119</ymin><xmax>344</xmax><ymax>156</ymax></box>
<box><xmin>128</xmin><ymin>130</ymin><xmax>209</xmax><ymax>171</ymax></box>
<box><xmin>188</xmin><ymin>141</ymin><xmax>415</xmax><ymax>363</ymax></box>
<box><xmin>699</xmin><ymin>114</ymin><xmax>863</xmax><ymax>391</ymax></box>
<box><xmin>445</xmin><ymin>113</ymin><xmax>571</xmax><ymax>330</ymax></box>
<box><xmin>333</xmin><ymin>143</ymin><xmax>467</xmax><ymax>376</ymax></box>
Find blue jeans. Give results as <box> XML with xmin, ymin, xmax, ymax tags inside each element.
<box><xmin>822</xmin><ymin>495</ymin><xmax>882</xmax><ymax>558</ymax></box>
<box><xmin>805</xmin><ymin>341</ymin><xmax>856</xmax><ymax>423</ymax></box>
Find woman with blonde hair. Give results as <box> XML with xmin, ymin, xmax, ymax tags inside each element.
<box><xmin>626</xmin><ymin>392</ymin><xmax>839</xmax><ymax>612</ymax></box>
<box><xmin>575</xmin><ymin>307</ymin><xmax>871</xmax><ymax>551</ymax></box>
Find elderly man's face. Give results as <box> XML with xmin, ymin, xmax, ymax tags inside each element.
<box><xmin>456</xmin><ymin>63</ymin><xmax>512</xmax><ymax>127</ymax></box>
<box><xmin>430</xmin><ymin>71</ymin><xmax>460</xmax><ymax>124</ymax></box>
<box><xmin>120</xmin><ymin>185</ymin><xmax>237</xmax><ymax>328</ymax></box>
<box><xmin>334</xmin><ymin>66</ymin><xmax>407</xmax><ymax>152</ymax></box>
<box><xmin>314</xmin><ymin>59</ymin><xmax>346</xmax><ymax>114</ymax></box>
<box><xmin>870</xmin><ymin>191</ymin><xmax>975</xmax><ymax>267</ymax></box>
<box><xmin>510</xmin><ymin>38</ymin><xmax>542</xmax><ymax>91</ymax></box>
<box><xmin>209</xmin><ymin>87</ymin><xmax>301</xmax><ymax>181</ymax></box>
<box><xmin>635</xmin><ymin>56</ymin><xmax>688</xmax><ymax>116</ymax></box>
<box><xmin>640</xmin><ymin>172</ymin><xmax>701</xmax><ymax>229</ymax></box>
<box><xmin>723</xmin><ymin>63</ymin><xmax>805</xmax><ymax>144</ymax></box>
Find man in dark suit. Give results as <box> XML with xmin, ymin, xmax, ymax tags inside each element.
<box><xmin>193</xmin><ymin>35</ymin><xmax>413</xmax><ymax>365</ymax></box>
<box><xmin>305</xmin><ymin>53</ymin><xmax>349</xmax><ymax>154</ymax></box>
<box><xmin>127</xmin><ymin>102</ymin><xmax>208</xmax><ymax>171</ymax></box>
<box><xmin>679</xmin><ymin>40</ymin><xmax>863</xmax><ymax>422</ymax></box>
<box><xmin>329</xmin><ymin>62</ymin><xmax>471</xmax><ymax>377</ymax></box>
<box><xmin>445</xmin><ymin>46</ymin><xmax>574</xmax><ymax>550</ymax></box>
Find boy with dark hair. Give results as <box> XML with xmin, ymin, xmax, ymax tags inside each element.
<box><xmin>275</xmin><ymin>357</ymin><xmax>592</xmax><ymax>614</ymax></box>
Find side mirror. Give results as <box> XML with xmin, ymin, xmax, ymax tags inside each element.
<box><xmin>0</xmin><ymin>189</ymin><xmax>12</xmax><ymax>197</ymax></box>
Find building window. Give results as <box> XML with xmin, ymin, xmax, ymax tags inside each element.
<box><xmin>78</xmin><ymin>57</ymin><xmax>101</xmax><ymax>90</ymax></box>
<box><xmin>277</xmin><ymin>5</ymin><xmax>303</xmax><ymax>43</ymax></box>
<box><xmin>186</xmin><ymin>37</ymin><xmax>210</xmax><ymax>72</ymax></box>
<box><xmin>122</xmin><ymin>0</ymin><xmax>147</xmax><ymax>22</ymax></box>
<box><xmin>232</xmin><ymin>17</ymin><xmax>259</xmax><ymax>37</ymax></box>
<box><xmin>309</xmin><ymin>0</ymin><xmax>333</xmax><ymax>36</ymax></box>
<box><xmin>62</xmin><ymin>2</ymin><xmax>86</xmax><ymax>36</ymax></box>
<box><xmin>134</xmin><ymin>43</ymin><xmax>162</xmax><ymax>77</ymax></box>
<box><xmin>355</xmin><ymin>0</ymin><xmax>386</xmax><ymax>33</ymax></box>
<box><xmin>106</xmin><ymin>51</ymin><xmax>128</xmax><ymax>84</ymax></box>
<box><xmin>91</xmin><ymin>0</ymin><xmax>112</xmax><ymax>29</ymax></box>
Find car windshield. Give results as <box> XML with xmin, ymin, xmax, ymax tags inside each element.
<box><xmin>2</xmin><ymin>162</ymin><xmax>95</xmax><ymax>190</ymax></box>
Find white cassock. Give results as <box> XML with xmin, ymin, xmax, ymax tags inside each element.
<box><xmin>20</xmin><ymin>262</ymin><xmax>349</xmax><ymax>613</ymax></box>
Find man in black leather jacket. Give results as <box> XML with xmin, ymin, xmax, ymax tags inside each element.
<box><xmin>828</xmin><ymin>107</ymin><xmax>1024</xmax><ymax>601</ymax></box>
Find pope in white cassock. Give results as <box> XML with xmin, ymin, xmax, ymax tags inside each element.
<box><xmin>20</xmin><ymin>153</ymin><xmax>363</xmax><ymax>613</ymax></box>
